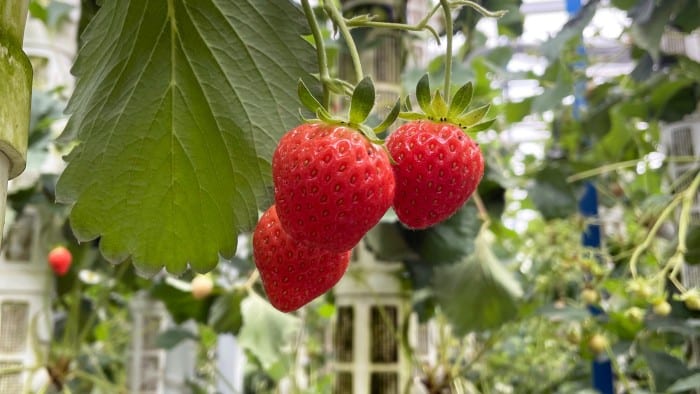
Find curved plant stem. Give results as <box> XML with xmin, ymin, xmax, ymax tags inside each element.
<box><xmin>243</xmin><ymin>269</ymin><xmax>259</xmax><ymax>292</ymax></box>
<box><xmin>628</xmin><ymin>195</ymin><xmax>683</xmax><ymax>278</ymax></box>
<box><xmin>450</xmin><ymin>0</ymin><xmax>508</xmax><ymax>18</ymax></box>
<box><xmin>439</xmin><ymin>0</ymin><xmax>453</xmax><ymax>99</ymax></box>
<box><xmin>324</xmin><ymin>0</ymin><xmax>363</xmax><ymax>83</ymax></box>
<box><xmin>301</xmin><ymin>0</ymin><xmax>331</xmax><ymax>109</ymax></box>
<box><xmin>346</xmin><ymin>19</ymin><xmax>441</xmax><ymax>44</ymax></box>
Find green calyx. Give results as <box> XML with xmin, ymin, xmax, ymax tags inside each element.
<box><xmin>399</xmin><ymin>74</ymin><xmax>495</xmax><ymax>133</ymax></box>
<box><xmin>297</xmin><ymin>77</ymin><xmax>400</xmax><ymax>144</ymax></box>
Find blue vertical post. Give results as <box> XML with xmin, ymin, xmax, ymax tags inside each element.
<box><xmin>565</xmin><ymin>1</ymin><xmax>613</xmax><ymax>393</ymax></box>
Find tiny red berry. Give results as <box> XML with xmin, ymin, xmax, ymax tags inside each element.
<box><xmin>387</xmin><ymin>120</ymin><xmax>484</xmax><ymax>229</ymax></box>
<box><xmin>253</xmin><ymin>205</ymin><xmax>350</xmax><ymax>312</ymax></box>
<box><xmin>48</xmin><ymin>246</ymin><xmax>72</xmax><ymax>276</ymax></box>
<box><xmin>273</xmin><ymin>123</ymin><xmax>394</xmax><ymax>252</ymax></box>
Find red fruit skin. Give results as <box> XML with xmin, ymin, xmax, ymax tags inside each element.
<box><xmin>387</xmin><ymin>120</ymin><xmax>484</xmax><ymax>229</ymax></box>
<box><xmin>253</xmin><ymin>205</ymin><xmax>351</xmax><ymax>312</ymax></box>
<box><xmin>273</xmin><ymin>123</ymin><xmax>394</xmax><ymax>252</ymax></box>
<box><xmin>48</xmin><ymin>246</ymin><xmax>72</xmax><ymax>276</ymax></box>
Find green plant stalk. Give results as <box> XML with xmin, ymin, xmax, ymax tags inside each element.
<box><xmin>346</xmin><ymin>19</ymin><xmax>441</xmax><ymax>44</ymax></box>
<box><xmin>628</xmin><ymin>194</ymin><xmax>683</xmax><ymax>278</ymax></box>
<box><xmin>75</xmin><ymin>262</ymin><xmax>131</xmax><ymax>349</ymax></box>
<box><xmin>324</xmin><ymin>0</ymin><xmax>363</xmax><ymax>83</ymax></box>
<box><xmin>301</xmin><ymin>0</ymin><xmax>331</xmax><ymax>109</ymax></box>
<box><xmin>450</xmin><ymin>0</ymin><xmax>508</xmax><ymax>18</ymax></box>
<box><xmin>667</xmin><ymin>171</ymin><xmax>700</xmax><ymax>291</ymax></box>
<box><xmin>439</xmin><ymin>0</ymin><xmax>453</xmax><ymax>99</ymax></box>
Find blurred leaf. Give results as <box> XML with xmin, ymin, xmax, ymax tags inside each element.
<box><xmin>541</xmin><ymin>0</ymin><xmax>598</xmax><ymax>60</ymax></box>
<box><xmin>527</xmin><ymin>165</ymin><xmax>577</xmax><ymax>220</ymax></box>
<box><xmin>207</xmin><ymin>290</ymin><xmax>246</xmax><ymax>334</ymax></box>
<box><xmin>668</xmin><ymin>373</ymin><xmax>700</xmax><ymax>392</ymax></box>
<box><xmin>673</xmin><ymin>0</ymin><xmax>700</xmax><ymax>33</ymax></box>
<box><xmin>150</xmin><ymin>280</ymin><xmax>213</xmax><ymax>324</ymax></box>
<box><xmin>642</xmin><ymin>348</ymin><xmax>693</xmax><ymax>391</ymax></box>
<box><xmin>532</xmin><ymin>62</ymin><xmax>572</xmax><ymax>113</ymax></box>
<box><xmin>408</xmin><ymin>202</ymin><xmax>482</xmax><ymax>264</ymax></box>
<box><xmin>630</xmin><ymin>0</ymin><xmax>684</xmax><ymax>61</ymax></box>
<box><xmin>156</xmin><ymin>327</ymin><xmax>198</xmax><ymax>350</ymax></box>
<box><xmin>238</xmin><ymin>294</ymin><xmax>300</xmax><ymax>369</ymax></box>
<box><xmin>433</xmin><ymin>231</ymin><xmax>522</xmax><ymax>335</ymax></box>
<box><xmin>538</xmin><ymin>305</ymin><xmax>589</xmax><ymax>321</ymax></box>
<box><xmin>503</xmin><ymin>98</ymin><xmax>532</xmax><ymax>123</ymax></box>
<box><xmin>365</xmin><ymin>222</ymin><xmax>417</xmax><ymax>262</ymax></box>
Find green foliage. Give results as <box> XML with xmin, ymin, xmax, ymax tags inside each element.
<box><xmin>56</xmin><ymin>0</ymin><xmax>316</xmax><ymax>275</ymax></box>
<box><xmin>433</xmin><ymin>231</ymin><xmax>523</xmax><ymax>335</ymax></box>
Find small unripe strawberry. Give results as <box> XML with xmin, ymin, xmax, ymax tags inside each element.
<box><xmin>48</xmin><ymin>246</ymin><xmax>72</xmax><ymax>276</ymax></box>
<box><xmin>589</xmin><ymin>334</ymin><xmax>608</xmax><ymax>354</ymax></box>
<box><xmin>684</xmin><ymin>295</ymin><xmax>700</xmax><ymax>311</ymax></box>
<box><xmin>652</xmin><ymin>301</ymin><xmax>671</xmax><ymax>316</ymax></box>
<box><xmin>581</xmin><ymin>289</ymin><xmax>599</xmax><ymax>304</ymax></box>
<box><xmin>624</xmin><ymin>307</ymin><xmax>645</xmax><ymax>324</ymax></box>
<box><xmin>191</xmin><ymin>275</ymin><xmax>214</xmax><ymax>300</ymax></box>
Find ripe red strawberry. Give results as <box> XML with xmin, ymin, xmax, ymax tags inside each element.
<box><xmin>48</xmin><ymin>246</ymin><xmax>72</xmax><ymax>276</ymax></box>
<box><xmin>253</xmin><ymin>205</ymin><xmax>351</xmax><ymax>312</ymax></box>
<box><xmin>272</xmin><ymin>122</ymin><xmax>394</xmax><ymax>252</ymax></box>
<box><xmin>387</xmin><ymin>120</ymin><xmax>484</xmax><ymax>229</ymax></box>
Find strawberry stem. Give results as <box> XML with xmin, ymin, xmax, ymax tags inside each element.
<box><xmin>324</xmin><ymin>0</ymin><xmax>364</xmax><ymax>84</ymax></box>
<box><xmin>439</xmin><ymin>0</ymin><xmax>453</xmax><ymax>100</ymax></box>
<box><xmin>301</xmin><ymin>0</ymin><xmax>331</xmax><ymax>109</ymax></box>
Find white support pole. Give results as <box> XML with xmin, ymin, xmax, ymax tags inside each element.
<box><xmin>216</xmin><ymin>334</ymin><xmax>246</xmax><ymax>394</ymax></box>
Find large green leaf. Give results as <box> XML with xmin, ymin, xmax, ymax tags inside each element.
<box><xmin>56</xmin><ymin>0</ymin><xmax>316</xmax><ymax>275</ymax></box>
<box><xmin>642</xmin><ymin>348</ymin><xmax>694</xmax><ymax>392</ymax></box>
<box><xmin>433</xmin><ymin>231</ymin><xmax>523</xmax><ymax>335</ymax></box>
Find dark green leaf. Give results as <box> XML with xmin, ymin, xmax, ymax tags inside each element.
<box><xmin>448</xmin><ymin>82</ymin><xmax>473</xmax><ymax>118</ymax></box>
<box><xmin>630</xmin><ymin>0</ymin><xmax>684</xmax><ymax>61</ymax></box>
<box><xmin>414</xmin><ymin>202</ymin><xmax>481</xmax><ymax>264</ymax></box>
<box><xmin>527</xmin><ymin>165</ymin><xmax>577</xmax><ymax>220</ymax></box>
<box><xmin>298</xmin><ymin>79</ymin><xmax>323</xmax><ymax>115</ymax></box>
<box><xmin>155</xmin><ymin>327</ymin><xmax>198</xmax><ymax>350</ymax></box>
<box><xmin>57</xmin><ymin>0</ymin><xmax>316</xmax><ymax>275</ymax></box>
<box><xmin>373</xmin><ymin>99</ymin><xmax>400</xmax><ymax>134</ymax></box>
<box><xmin>642</xmin><ymin>348</ymin><xmax>693</xmax><ymax>391</ymax></box>
<box><xmin>365</xmin><ymin>222</ymin><xmax>417</xmax><ymax>262</ymax></box>
<box><xmin>207</xmin><ymin>290</ymin><xmax>246</xmax><ymax>334</ymax></box>
<box><xmin>416</xmin><ymin>74</ymin><xmax>432</xmax><ymax>115</ymax></box>
<box><xmin>668</xmin><ymin>373</ymin><xmax>700</xmax><ymax>392</ymax></box>
<box><xmin>433</xmin><ymin>231</ymin><xmax>523</xmax><ymax>335</ymax></box>
<box><xmin>349</xmin><ymin>76</ymin><xmax>375</xmax><ymax>124</ymax></box>
<box><xmin>238</xmin><ymin>294</ymin><xmax>300</xmax><ymax>369</ymax></box>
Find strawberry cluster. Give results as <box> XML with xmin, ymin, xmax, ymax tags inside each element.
<box><xmin>253</xmin><ymin>76</ymin><xmax>491</xmax><ymax>312</ymax></box>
